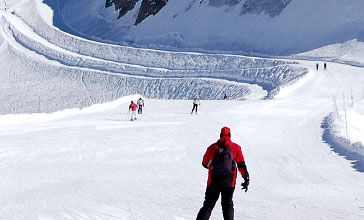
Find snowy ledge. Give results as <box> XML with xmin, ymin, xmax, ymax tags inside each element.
<box><xmin>322</xmin><ymin>110</ymin><xmax>364</xmax><ymax>172</ymax></box>
<box><xmin>8</xmin><ymin>4</ymin><xmax>308</xmax><ymax>92</ymax></box>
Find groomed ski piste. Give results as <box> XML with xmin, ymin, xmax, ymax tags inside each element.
<box><xmin>0</xmin><ymin>1</ymin><xmax>364</xmax><ymax>220</ymax></box>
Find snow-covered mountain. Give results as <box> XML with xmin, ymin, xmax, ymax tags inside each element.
<box><xmin>51</xmin><ymin>0</ymin><xmax>364</xmax><ymax>55</ymax></box>
<box><xmin>105</xmin><ymin>0</ymin><xmax>292</xmax><ymax>25</ymax></box>
<box><xmin>1</xmin><ymin>0</ymin><xmax>364</xmax><ymax>115</ymax></box>
<box><xmin>0</xmin><ymin>0</ymin><xmax>310</xmax><ymax>114</ymax></box>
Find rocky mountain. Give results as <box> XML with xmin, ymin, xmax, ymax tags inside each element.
<box><xmin>106</xmin><ymin>0</ymin><xmax>292</xmax><ymax>25</ymax></box>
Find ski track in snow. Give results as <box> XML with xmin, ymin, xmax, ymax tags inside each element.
<box><xmin>1</xmin><ymin>67</ymin><xmax>364</xmax><ymax>219</ymax></box>
<box><xmin>0</xmin><ymin>1</ymin><xmax>363</xmax><ymax>220</ymax></box>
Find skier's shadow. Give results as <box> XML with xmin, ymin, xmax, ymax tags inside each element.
<box><xmin>321</xmin><ymin>117</ymin><xmax>364</xmax><ymax>172</ymax></box>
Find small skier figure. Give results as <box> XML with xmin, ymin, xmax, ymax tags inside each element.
<box><xmin>196</xmin><ymin>127</ymin><xmax>249</xmax><ymax>220</ymax></box>
<box><xmin>137</xmin><ymin>97</ymin><xmax>144</xmax><ymax>114</ymax></box>
<box><xmin>191</xmin><ymin>97</ymin><xmax>200</xmax><ymax>114</ymax></box>
<box><xmin>223</xmin><ymin>94</ymin><xmax>228</xmax><ymax>100</ymax></box>
<box><xmin>316</xmin><ymin>63</ymin><xmax>319</xmax><ymax>70</ymax></box>
<box><xmin>324</xmin><ymin>62</ymin><xmax>327</xmax><ymax>70</ymax></box>
<box><xmin>129</xmin><ymin>101</ymin><xmax>138</xmax><ymax>121</ymax></box>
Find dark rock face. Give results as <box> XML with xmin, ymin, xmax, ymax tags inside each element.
<box><xmin>105</xmin><ymin>0</ymin><xmax>168</xmax><ymax>25</ymax></box>
<box><xmin>105</xmin><ymin>0</ymin><xmax>293</xmax><ymax>24</ymax></box>
<box><xmin>241</xmin><ymin>0</ymin><xmax>293</xmax><ymax>17</ymax></box>
<box><xmin>136</xmin><ymin>0</ymin><xmax>168</xmax><ymax>25</ymax></box>
<box><xmin>105</xmin><ymin>0</ymin><xmax>139</xmax><ymax>19</ymax></box>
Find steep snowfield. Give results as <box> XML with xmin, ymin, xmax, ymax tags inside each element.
<box><xmin>1</xmin><ymin>62</ymin><xmax>364</xmax><ymax>219</ymax></box>
<box><xmin>44</xmin><ymin>0</ymin><xmax>364</xmax><ymax>56</ymax></box>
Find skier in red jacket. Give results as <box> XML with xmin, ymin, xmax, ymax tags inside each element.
<box><xmin>196</xmin><ymin>127</ymin><xmax>249</xmax><ymax>220</ymax></box>
<box><xmin>129</xmin><ymin>101</ymin><xmax>138</xmax><ymax>121</ymax></box>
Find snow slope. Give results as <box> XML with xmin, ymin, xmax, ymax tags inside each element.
<box><xmin>44</xmin><ymin>0</ymin><xmax>364</xmax><ymax>56</ymax></box>
<box><xmin>324</xmin><ymin>98</ymin><xmax>364</xmax><ymax>170</ymax></box>
<box><xmin>0</xmin><ymin>0</ymin><xmax>308</xmax><ymax>114</ymax></box>
<box><xmin>294</xmin><ymin>39</ymin><xmax>364</xmax><ymax>68</ymax></box>
<box><xmin>0</xmin><ymin>1</ymin><xmax>363</xmax><ymax>219</ymax></box>
<box><xmin>1</xmin><ymin>62</ymin><xmax>364</xmax><ymax>219</ymax></box>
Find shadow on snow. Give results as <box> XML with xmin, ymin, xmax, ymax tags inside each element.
<box><xmin>321</xmin><ymin>116</ymin><xmax>364</xmax><ymax>172</ymax></box>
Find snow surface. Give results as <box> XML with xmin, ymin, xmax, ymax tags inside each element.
<box><xmin>0</xmin><ymin>1</ymin><xmax>364</xmax><ymax>219</ymax></box>
<box><xmin>294</xmin><ymin>39</ymin><xmax>364</xmax><ymax>67</ymax></box>
<box><xmin>43</xmin><ymin>0</ymin><xmax>364</xmax><ymax>56</ymax></box>
<box><xmin>1</xmin><ymin>62</ymin><xmax>364</xmax><ymax>219</ymax></box>
<box><xmin>324</xmin><ymin>98</ymin><xmax>364</xmax><ymax>168</ymax></box>
<box><xmin>0</xmin><ymin>0</ymin><xmax>309</xmax><ymax>114</ymax></box>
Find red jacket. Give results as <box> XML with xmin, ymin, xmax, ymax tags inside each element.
<box><xmin>202</xmin><ymin>136</ymin><xmax>249</xmax><ymax>187</ymax></box>
<box><xmin>129</xmin><ymin>103</ymin><xmax>138</xmax><ymax>111</ymax></box>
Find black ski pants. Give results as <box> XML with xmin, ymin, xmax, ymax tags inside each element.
<box><xmin>138</xmin><ymin>105</ymin><xmax>143</xmax><ymax>114</ymax></box>
<box><xmin>196</xmin><ymin>185</ymin><xmax>235</xmax><ymax>220</ymax></box>
<box><xmin>192</xmin><ymin>104</ymin><xmax>198</xmax><ymax>113</ymax></box>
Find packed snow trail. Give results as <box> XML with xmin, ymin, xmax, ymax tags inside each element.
<box><xmin>0</xmin><ymin>62</ymin><xmax>364</xmax><ymax>219</ymax></box>
<box><xmin>0</xmin><ymin>1</ymin><xmax>363</xmax><ymax>219</ymax></box>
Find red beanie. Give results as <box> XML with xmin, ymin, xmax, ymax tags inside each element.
<box><xmin>220</xmin><ymin>127</ymin><xmax>230</xmax><ymax>136</ymax></box>
<box><xmin>218</xmin><ymin>127</ymin><xmax>232</xmax><ymax>146</ymax></box>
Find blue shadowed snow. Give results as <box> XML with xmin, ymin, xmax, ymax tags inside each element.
<box><xmin>42</xmin><ymin>0</ymin><xmax>79</xmax><ymax>37</ymax></box>
<box><xmin>42</xmin><ymin>0</ymin><xmax>364</xmax><ymax>56</ymax></box>
<box><xmin>42</xmin><ymin>0</ymin><xmax>125</xmax><ymax>44</ymax></box>
<box><xmin>322</xmin><ymin>116</ymin><xmax>364</xmax><ymax>172</ymax></box>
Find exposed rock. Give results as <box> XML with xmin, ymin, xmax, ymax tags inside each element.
<box><xmin>106</xmin><ymin>0</ymin><xmax>292</xmax><ymax>24</ymax></box>
<box><xmin>241</xmin><ymin>0</ymin><xmax>293</xmax><ymax>17</ymax></box>
<box><xmin>105</xmin><ymin>0</ymin><xmax>139</xmax><ymax>19</ymax></box>
<box><xmin>105</xmin><ymin>0</ymin><xmax>168</xmax><ymax>25</ymax></box>
<box><xmin>135</xmin><ymin>0</ymin><xmax>168</xmax><ymax>25</ymax></box>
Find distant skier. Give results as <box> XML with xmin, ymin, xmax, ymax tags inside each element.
<box><xmin>191</xmin><ymin>97</ymin><xmax>200</xmax><ymax>114</ymax></box>
<box><xmin>129</xmin><ymin>101</ymin><xmax>138</xmax><ymax>121</ymax></box>
<box><xmin>196</xmin><ymin>127</ymin><xmax>249</xmax><ymax>220</ymax></box>
<box><xmin>137</xmin><ymin>97</ymin><xmax>144</xmax><ymax>114</ymax></box>
<box><xmin>324</xmin><ymin>62</ymin><xmax>327</xmax><ymax>70</ymax></box>
<box><xmin>223</xmin><ymin>94</ymin><xmax>228</xmax><ymax>100</ymax></box>
<box><xmin>316</xmin><ymin>63</ymin><xmax>319</xmax><ymax>70</ymax></box>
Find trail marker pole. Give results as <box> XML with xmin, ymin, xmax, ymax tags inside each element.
<box><xmin>332</xmin><ymin>94</ymin><xmax>338</xmax><ymax>118</ymax></box>
<box><xmin>3</xmin><ymin>1</ymin><xmax>6</xmax><ymax>11</ymax></box>
<box><xmin>343</xmin><ymin>92</ymin><xmax>349</xmax><ymax>138</ymax></box>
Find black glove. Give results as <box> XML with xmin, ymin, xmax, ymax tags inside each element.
<box><xmin>241</xmin><ymin>176</ymin><xmax>249</xmax><ymax>192</ymax></box>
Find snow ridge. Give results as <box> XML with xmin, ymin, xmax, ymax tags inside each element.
<box><xmin>12</xmin><ymin>4</ymin><xmax>308</xmax><ymax>89</ymax></box>
<box><xmin>323</xmin><ymin>113</ymin><xmax>364</xmax><ymax>172</ymax></box>
<box><xmin>0</xmin><ymin>1</ymin><xmax>309</xmax><ymax>114</ymax></box>
<box><xmin>0</xmin><ymin>3</ymin><xmax>308</xmax><ymax>114</ymax></box>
